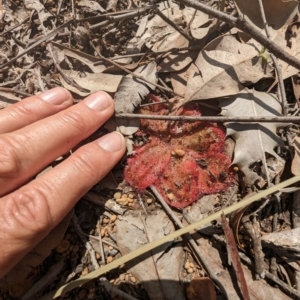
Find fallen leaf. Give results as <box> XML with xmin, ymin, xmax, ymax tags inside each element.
<box><xmin>261</xmin><ymin>227</ymin><xmax>300</xmax><ymax>259</ymax></box>
<box><xmin>116</xmin><ymin>210</ymin><xmax>185</xmax><ymax>300</ymax></box>
<box><xmin>234</xmin><ymin>0</ymin><xmax>299</xmax><ymax>30</ymax></box>
<box><xmin>114</xmin><ymin>61</ymin><xmax>157</xmax><ymax>114</ymax></box>
<box><xmin>220</xmin><ymin>89</ymin><xmax>285</xmax><ymax>185</ymax></box>
<box><xmin>60</xmin><ymin>69</ymin><xmax>122</xmax><ymax>96</ymax></box>
<box><xmin>186</xmin><ymin>277</ymin><xmax>216</xmax><ymax>300</ymax></box>
<box><xmin>77</xmin><ymin>0</ymin><xmax>105</xmax><ymax>13</ymax></box>
<box><xmin>185</xmin><ymin>35</ymin><xmax>271</xmax><ymax>101</ymax></box>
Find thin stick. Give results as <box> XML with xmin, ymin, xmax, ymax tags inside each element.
<box><xmin>115</xmin><ymin>113</ymin><xmax>300</xmax><ymax>123</ymax></box>
<box><xmin>155</xmin><ymin>8</ymin><xmax>192</xmax><ymax>41</ymax></box>
<box><xmin>257</xmin><ymin>0</ymin><xmax>288</xmax><ymax>115</ymax></box>
<box><xmin>89</xmin><ymin>40</ymin><xmax>184</xmax><ymax>97</ymax></box>
<box><xmin>0</xmin><ymin>20</ymin><xmax>73</xmax><ymax>70</ymax></box>
<box><xmin>150</xmin><ymin>185</ymin><xmax>229</xmax><ymax>298</ymax></box>
<box><xmin>177</xmin><ymin>0</ymin><xmax>300</xmax><ymax>70</ymax></box>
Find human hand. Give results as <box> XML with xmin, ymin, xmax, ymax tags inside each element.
<box><xmin>0</xmin><ymin>87</ymin><xmax>125</xmax><ymax>277</ymax></box>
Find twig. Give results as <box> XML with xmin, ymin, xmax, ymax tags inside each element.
<box><xmin>90</xmin><ymin>6</ymin><xmax>155</xmax><ymax>31</ymax></box>
<box><xmin>72</xmin><ymin>213</ymin><xmax>100</xmax><ymax>270</ymax></box>
<box><xmin>242</xmin><ymin>215</ymin><xmax>265</xmax><ymax>278</ymax></box>
<box><xmin>99</xmin><ymin>278</ymin><xmax>139</xmax><ymax>300</ymax></box>
<box><xmin>257</xmin><ymin>0</ymin><xmax>288</xmax><ymax>116</ymax></box>
<box><xmin>177</xmin><ymin>0</ymin><xmax>300</xmax><ymax>70</ymax></box>
<box><xmin>89</xmin><ymin>40</ymin><xmax>184</xmax><ymax>97</ymax></box>
<box><xmin>0</xmin><ymin>87</ymin><xmax>31</xmax><ymax>97</ymax></box>
<box><xmin>98</xmin><ymin>217</ymin><xmax>106</xmax><ymax>264</ymax></box>
<box><xmin>240</xmin><ymin>252</ymin><xmax>300</xmax><ymax>300</ymax></box>
<box><xmin>0</xmin><ymin>20</ymin><xmax>73</xmax><ymax>70</ymax></box>
<box><xmin>116</xmin><ymin>113</ymin><xmax>300</xmax><ymax>123</ymax></box>
<box><xmin>150</xmin><ymin>185</ymin><xmax>229</xmax><ymax>298</ymax></box>
<box><xmin>0</xmin><ymin>17</ymin><xmax>30</xmax><ymax>37</ymax></box>
<box><xmin>155</xmin><ymin>8</ymin><xmax>192</xmax><ymax>41</ymax></box>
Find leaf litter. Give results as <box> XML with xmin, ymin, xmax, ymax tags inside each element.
<box><xmin>2</xmin><ymin>0</ymin><xmax>300</xmax><ymax>299</ymax></box>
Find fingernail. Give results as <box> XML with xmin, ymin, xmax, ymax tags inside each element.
<box><xmin>97</xmin><ymin>132</ymin><xmax>125</xmax><ymax>152</ymax></box>
<box><xmin>40</xmin><ymin>87</ymin><xmax>72</xmax><ymax>105</ymax></box>
<box><xmin>84</xmin><ymin>92</ymin><xmax>113</xmax><ymax>111</ymax></box>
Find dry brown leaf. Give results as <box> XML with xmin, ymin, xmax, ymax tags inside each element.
<box><xmin>261</xmin><ymin>227</ymin><xmax>300</xmax><ymax>259</ymax></box>
<box><xmin>186</xmin><ymin>277</ymin><xmax>216</xmax><ymax>300</ymax></box>
<box><xmin>51</xmin><ymin>43</ymin><xmax>107</xmax><ymax>73</ymax></box>
<box><xmin>220</xmin><ymin>89</ymin><xmax>285</xmax><ymax>185</ymax></box>
<box><xmin>114</xmin><ymin>61</ymin><xmax>157</xmax><ymax>114</ymax></box>
<box><xmin>182</xmin><ymin>7</ymin><xmax>217</xmax><ymax>41</ymax></box>
<box><xmin>196</xmin><ymin>236</ymin><xmax>292</xmax><ymax>300</ymax></box>
<box><xmin>234</xmin><ymin>0</ymin><xmax>299</xmax><ymax>30</ymax></box>
<box><xmin>59</xmin><ymin>69</ymin><xmax>122</xmax><ymax>96</ymax></box>
<box><xmin>77</xmin><ymin>0</ymin><xmax>105</xmax><ymax>13</ymax></box>
<box><xmin>185</xmin><ymin>35</ymin><xmax>270</xmax><ymax>101</ymax></box>
<box><xmin>116</xmin><ymin>210</ymin><xmax>185</xmax><ymax>300</ymax></box>
<box><xmin>129</xmin><ymin>4</ymin><xmax>189</xmax><ymax>53</ymax></box>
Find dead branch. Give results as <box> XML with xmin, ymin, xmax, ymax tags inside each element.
<box><xmin>150</xmin><ymin>185</ymin><xmax>229</xmax><ymax>298</ymax></box>
<box><xmin>177</xmin><ymin>0</ymin><xmax>300</xmax><ymax>70</ymax></box>
<box><xmin>116</xmin><ymin>113</ymin><xmax>300</xmax><ymax>123</ymax></box>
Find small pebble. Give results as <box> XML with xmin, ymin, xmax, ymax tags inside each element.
<box><xmin>122</xmin><ymin>200</ymin><xmax>129</xmax><ymax>206</ymax></box>
<box><xmin>119</xmin><ymin>274</ymin><xmax>125</xmax><ymax>281</ymax></box>
<box><xmin>102</xmin><ymin>218</ymin><xmax>110</xmax><ymax>224</ymax></box>
<box><xmin>110</xmin><ymin>215</ymin><xmax>117</xmax><ymax>222</ymax></box>
<box><xmin>81</xmin><ymin>267</ymin><xmax>89</xmax><ymax>276</ymax></box>
<box><xmin>128</xmin><ymin>198</ymin><xmax>134</xmax><ymax>203</ymax></box>
<box><xmin>100</xmin><ymin>228</ymin><xmax>106</xmax><ymax>237</ymax></box>
<box><xmin>121</xmin><ymin>194</ymin><xmax>128</xmax><ymax>199</ymax></box>
<box><xmin>96</xmin><ymin>253</ymin><xmax>101</xmax><ymax>259</ymax></box>
<box><xmin>125</xmin><ymin>274</ymin><xmax>129</xmax><ymax>281</ymax></box>
<box><xmin>107</xmin><ymin>256</ymin><xmax>114</xmax><ymax>263</ymax></box>
<box><xmin>109</xmin><ymin>246</ymin><xmax>114</xmax><ymax>250</ymax></box>
<box><xmin>110</xmin><ymin>279</ymin><xmax>115</xmax><ymax>284</ymax></box>
<box><xmin>187</xmin><ymin>267</ymin><xmax>194</xmax><ymax>274</ymax></box>
<box><xmin>175</xmin><ymin>149</ymin><xmax>185</xmax><ymax>157</ymax></box>
<box><xmin>189</xmin><ymin>263</ymin><xmax>195</xmax><ymax>268</ymax></box>
<box><xmin>233</xmin><ymin>166</ymin><xmax>239</xmax><ymax>172</ymax></box>
<box><xmin>147</xmin><ymin>198</ymin><xmax>153</xmax><ymax>204</ymax></box>
<box><xmin>128</xmin><ymin>193</ymin><xmax>134</xmax><ymax>199</ymax></box>
<box><xmin>130</xmin><ymin>276</ymin><xmax>136</xmax><ymax>283</ymax></box>
<box><xmin>167</xmin><ymin>193</ymin><xmax>174</xmax><ymax>201</ymax></box>
<box><xmin>128</xmin><ymin>203</ymin><xmax>133</xmax><ymax>207</ymax></box>
<box><xmin>184</xmin><ymin>261</ymin><xmax>190</xmax><ymax>270</ymax></box>
<box><xmin>114</xmin><ymin>192</ymin><xmax>122</xmax><ymax>200</ymax></box>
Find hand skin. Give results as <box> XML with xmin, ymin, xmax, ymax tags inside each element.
<box><xmin>0</xmin><ymin>87</ymin><xmax>125</xmax><ymax>278</ymax></box>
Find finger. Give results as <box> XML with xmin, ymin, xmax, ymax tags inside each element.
<box><xmin>0</xmin><ymin>91</ymin><xmax>114</xmax><ymax>196</ymax></box>
<box><xmin>0</xmin><ymin>131</ymin><xmax>125</xmax><ymax>277</ymax></box>
<box><xmin>0</xmin><ymin>87</ymin><xmax>73</xmax><ymax>134</ymax></box>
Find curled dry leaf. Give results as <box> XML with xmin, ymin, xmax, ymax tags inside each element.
<box><xmin>114</xmin><ymin>61</ymin><xmax>157</xmax><ymax>114</ymax></box>
<box><xmin>220</xmin><ymin>89</ymin><xmax>285</xmax><ymax>186</ymax></box>
<box><xmin>125</xmin><ymin>97</ymin><xmax>234</xmax><ymax>208</ymax></box>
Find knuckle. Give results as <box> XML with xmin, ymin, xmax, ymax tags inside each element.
<box><xmin>71</xmin><ymin>150</ymin><xmax>99</xmax><ymax>182</ymax></box>
<box><xmin>0</xmin><ymin>138</ymin><xmax>22</xmax><ymax>177</ymax></box>
<box><xmin>59</xmin><ymin>109</ymin><xmax>91</xmax><ymax>136</ymax></box>
<box><xmin>11</xmin><ymin>103</ymin><xmax>37</xmax><ymax>123</ymax></box>
<box><xmin>8</xmin><ymin>184</ymin><xmax>54</xmax><ymax>234</ymax></box>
